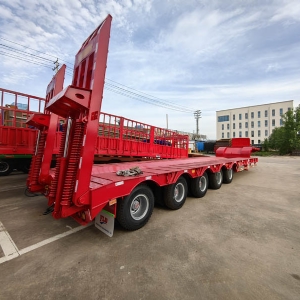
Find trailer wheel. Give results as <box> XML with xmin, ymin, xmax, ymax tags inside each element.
<box><xmin>223</xmin><ymin>168</ymin><xmax>233</xmax><ymax>184</ymax></box>
<box><xmin>209</xmin><ymin>170</ymin><xmax>223</xmax><ymax>190</ymax></box>
<box><xmin>0</xmin><ymin>161</ymin><xmax>13</xmax><ymax>176</ymax></box>
<box><xmin>164</xmin><ymin>177</ymin><xmax>188</xmax><ymax>210</ymax></box>
<box><xmin>190</xmin><ymin>172</ymin><xmax>208</xmax><ymax>198</ymax></box>
<box><xmin>117</xmin><ymin>185</ymin><xmax>154</xmax><ymax>231</ymax></box>
<box><xmin>19</xmin><ymin>159</ymin><xmax>31</xmax><ymax>174</ymax></box>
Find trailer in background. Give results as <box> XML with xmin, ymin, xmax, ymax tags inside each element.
<box><xmin>0</xmin><ymin>88</ymin><xmax>49</xmax><ymax>175</ymax></box>
<box><xmin>0</xmin><ymin>85</ymin><xmax>189</xmax><ymax>177</ymax></box>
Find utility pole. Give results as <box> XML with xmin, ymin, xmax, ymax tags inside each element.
<box><xmin>52</xmin><ymin>58</ymin><xmax>60</xmax><ymax>73</ymax></box>
<box><xmin>166</xmin><ymin>114</ymin><xmax>168</xmax><ymax>129</ymax></box>
<box><xmin>194</xmin><ymin>110</ymin><xmax>201</xmax><ymax>138</ymax></box>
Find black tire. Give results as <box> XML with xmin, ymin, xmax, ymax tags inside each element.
<box><xmin>209</xmin><ymin>170</ymin><xmax>223</xmax><ymax>190</ymax></box>
<box><xmin>19</xmin><ymin>159</ymin><xmax>31</xmax><ymax>174</ymax></box>
<box><xmin>164</xmin><ymin>177</ymin><xmax>188</xmax><ymax>210</ymax></box>
<box><xmin>223</xmin><ymin>168</ymin><xmax>233</xmax><ymax>184</ymax></box>
<box><xmin>190</xmin><ymin>172</ymin><xmax>208</xmax><ymax>198</ymax></box>
<box><xmin>117</xmin><ymin>185</ymin><xmax>154</xmax><ymax>231</ymax></box>
<box><xmin>152</xmin><ymin>184</ymin><xmax>165</xmax><ymax>207</ymax></box>
<box><xmin>0</xmin><ymin>160</ymin><xmax>13</xmax><ymax>176</ymax></box>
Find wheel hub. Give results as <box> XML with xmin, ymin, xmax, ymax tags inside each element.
<box><xmin>199</xmin><ymin>176</ymin><xmax>206</xmax><ymax>191</ymax></box>
<box><xmin>174</xmin><ymin>188</ymin><xmax>179</xmax><ymax>198</ymax></box>
<box><xmin>130</xmin><ymin>194</ymin><xmax>149</xmax><ymax>221</ymax></box>
<box><xmin>216</xmin><ymin>172</ymin><xmax>222</xmax><ymax>184</ymax></box>
<box><xmin>174</xmin><ymin>183</ymin><xmax>184</xmax><ymax>203</ymax></box>
<box><xmin>132</xmin><ymin>200</ymin><xmax>140</xmax><ymax>211</ymax></box>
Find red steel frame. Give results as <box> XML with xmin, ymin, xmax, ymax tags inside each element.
<box><xmin>38</xmin><ymin>15</ymin><xmax>114</xmax><ymax>219</ymax></box>
<box><xmin>0</xmin><ymin>88</ymin><xmax>45</xmax><ymax>155</ymax></box>
<box><xmin>25</xmin><ymin>15</ymin><xmax>188</xmax><ymax>193</ymax></box>
<box><xmin>27</xmin><ymin>65</ymin><xmax>66</xmax><ymax>191</ymax></box>
<box><xmin>26</xmin><ymin>15</ymin><xmax>258</xmax><ymax>226</ymax></box>
<box><xmin>1</xmin><ymin>85</ymin><xmax>187</xmax><ymax>167</ymax></box>
<box><xmin>79</xmin><ymin>155</ymin><xmax>257</xmax><ymax>224</ymax></box>
<box><xmin>97</xmin><ymin>112</ymin><xmax>188</xmax><ymax>158</ymax></box>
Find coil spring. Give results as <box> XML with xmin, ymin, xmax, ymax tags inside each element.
<box><xmin>28</xmin><ymin>132</ymin><xmax>46</xmax><ymax>185</ymax></box>
<box><xmin>49</xmin><ymin>128</ymin><xmax>67</xmax><ymax>198</ymax></box>
<box><xmin>61</xmin><ymin>121</ymin><xmax>85</xmax><ymax>203</ymax></box>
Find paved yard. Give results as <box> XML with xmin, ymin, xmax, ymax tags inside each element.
<box><xmin>0</xmin><ymin>156</ymin><xmax>299</xmax><ymax>299</ymax></box>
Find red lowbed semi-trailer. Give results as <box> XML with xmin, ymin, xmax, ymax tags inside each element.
<box><xmin>26</xmin><ymin>15</ymin><xmax>257</xmax><ymax>236</ymax></box>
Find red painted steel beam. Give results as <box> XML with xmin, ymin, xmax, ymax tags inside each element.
<box><xmin>44</xmin><ymin>15</ymin><xmax>112</xmax><ymax>218</ymax></box>
<box><xmin>72</xmin><ymin>15</ymin><xmax>112</xmax><ymax>206</ymax></box>
<box><xmin>40</xmin><ymin>65</ymin><xmax>66</xmax><ymax>184</ymax></box>
<box><xmin>26</xmin><ymin>65</ymin><xmax>66</xmax><ymax>192</ymax></box>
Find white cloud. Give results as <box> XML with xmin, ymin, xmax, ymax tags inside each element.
<box><xmin>0</xmin><ymin>4</ymin><xmax>14</xmax><ymax>19</ymax></box>
<box><xmin>270</xmin><ymin>0</ymin><xmax>300</xmax><ymax>23</ymax></box>
<box><xmin>265</xmin><ymin>63</ymin><xmax>280</xmax><ymax>73</ymax></box>
<box><xmin>0</xmin><ymin>0</ymin><xmax>299</xmax><ymax>140</ymax></box>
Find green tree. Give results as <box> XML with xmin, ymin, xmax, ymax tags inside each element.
<box><xmin>268</xmin><ymin>105</ymin><xmax>300</xmax><ymax>155</ymax></box>
<box><xmin>268</xmin><ymin>127</ymin><xmax>285</xmax><ymax>153</ymax></box>
<box><xmin>294</xmin><ymin>105</ymin><xmax>300</xmax><ymax>150</ymax></box>
<box><xmin>262</xmin><ymin>138</ymin><xmax>269</xmax><ymax>151</ymax></box>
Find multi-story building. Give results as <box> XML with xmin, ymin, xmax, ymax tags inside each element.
<box><xmin>216</xmin><ymin>100</ymin><xmax>294</xmax><ymax>144</ymax></box>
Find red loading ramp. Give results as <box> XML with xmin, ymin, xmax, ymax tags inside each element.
<box><xmin>45</xmin><ymin>15</ymin><xmax>113</xmax><ymax>218</ymax></box>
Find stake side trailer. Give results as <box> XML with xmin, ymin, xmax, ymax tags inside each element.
<box><xmin>0</xmin><ymin>88</ymin><xmax>53</xmax><ymax>175</ymax></box>
<box><xmin>0</xmin><ymin>86</ymin><xmax>188</xmax><ymax>176</ymax></box>
<box><xmin>26</xmin><ymin>15</ymin><xmax>257</xmax><ymax>236</ymax></box>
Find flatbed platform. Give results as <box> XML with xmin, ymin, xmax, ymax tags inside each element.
<box><xmin>89</xmin><ymin>156</ymin><xmax>256</xmax><ymax>190</ymax></box>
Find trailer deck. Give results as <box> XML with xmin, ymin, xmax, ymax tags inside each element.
<box><xmin>47</xmin><ymin>154</ymin><xmax>257</xmax><ymax>232</ymax></box>
<box><xmin>89</xmin><ymin>156</ymin><xmax>256</xmax><ymax>189</ymax></box>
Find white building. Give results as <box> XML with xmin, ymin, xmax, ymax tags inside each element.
<box><xmin>216</xmin><ymin>100</ymin><xmax>294</xmax><ymax>144</ymax></box>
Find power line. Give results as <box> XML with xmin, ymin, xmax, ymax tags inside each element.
<box><xmin>0</xmin><ymin>50</ymin><xmax>73</xmax><ymax>76</ymax></box>
<box><xmin>0</xmin><ymin>51</ymin><xmax>55</xmax><ymax>69</ymax></box>
<box><xmin>0</xmin><ymin>37</ymin><xmax>73</xmax><ymax>65</ymax></box>
<box><xmin>104</xmin><ymin>86</ymin><xmax>192</xmax><ymax>113</ymax></box>
<box><xmin>0</xmin><ymin>44</ymin><xmax>54</xmax><ymax>63</ymax></box>
<box><xmin>0</xmin><ymin>39</ymin><xmax>197</xmax><ymax>112</ymax></box>
<box><xmin>105</xmin><ymin>82</ymin><xmax>194</xmax><ymax>113</ymax></box>
<box><xmin>106</xmin><ymin>78</ymin><xmax>196</xmax><ymax>112</ymax></box>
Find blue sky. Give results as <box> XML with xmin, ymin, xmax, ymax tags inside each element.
<box><xmin>0</xmin><ymin>0</ymin><xmax>299</xmax><ymax>139</ymax></box>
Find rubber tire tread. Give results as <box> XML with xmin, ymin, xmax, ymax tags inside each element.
<box><xmin>190</xmin><ymin>172</ymin><xmax>209</xmax><ymax>198</ymax></box>
<box><xmin>117</xmin><ymin>185</ymin><xmax>154</xmax><ymax>231</ymax></box>
<box><xmin>0</xmin><ymin>161</ymin><xmax>13</xmax><ymax>176</ymax></box>
<box><xmin>20</xmin><ymin>160</ymin><xmax>31</xmax><ymax>174</ymax></box>
<box><xmin>164</xmin><ymin>177</ymin><xmax>188</xmax><ymax>210</ymax></box>
<box><xmin>153</xmin><ymin>184</ymin><xmax>165</xmax><ymax>207</ymax></box>
<box><xmin>223</xmin><ymin>168</ymin><xmax>233</xmax><ymax>184</ymax></box>
<box><xmin>209</xmin><ymin>170</ymin><xmax>223</xmax><ymax>190</ymax></box>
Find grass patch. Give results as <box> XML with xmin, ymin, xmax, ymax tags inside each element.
<box><xmin>252</xmin><ymin>151</ymin><xmax>280</xmax><ymax>157</ymax></box>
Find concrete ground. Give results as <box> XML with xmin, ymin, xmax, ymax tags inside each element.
<box><xmin>0</xmin><ymin>156</ymin><xmax>299</xmax><ymax>300</ymax></box>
